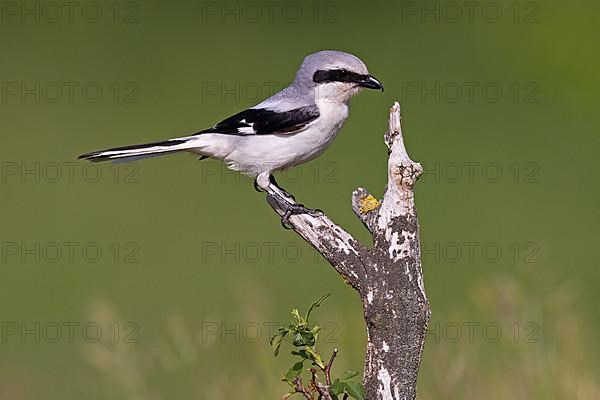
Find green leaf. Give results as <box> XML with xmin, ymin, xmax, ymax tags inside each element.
<box><xmin>291</xmin><ymin>349</ymin><xmax>310</xmax><ymax>360</ymax></box>
<box><xmin>329</xmin><ymin>379</ymin><xmax>344</xmax><ymax>396</ymax></box>
<box><xmin>292</xmin><ymin>330</ymin><xmax>315</xmax><ymax>347</ymax></box>
<box><xmin>291</xmin><ymin>309</ymin><xmax>306</xmax><ymax>326</ymax></box>
<box><xmin>305</xmin><ymin>293</ymin><xmax>331</xmax><ymax>321</ymax></box>
<box><xmin>306</xmin><ymin>347</ymin><xmax>325</xmax><ymax>369</ymax></box>
<box><xmin>284</xmin><ymin>361</ymin><xmax>304</xmax><ymax>383</ymax></box>
<box><xmin>270</xmin><ymin>329</ymin><xmax>289</xmax><ymax>356</ymax></box>
<box><xmin>340</xmin><ymin>370</ymin><xmax>359</xmax><ymax>381</ymax></box>
<box><xmin>344</xmin><ymin>382</ymin><xmax>365</xmax><ymax>400</ymax></box>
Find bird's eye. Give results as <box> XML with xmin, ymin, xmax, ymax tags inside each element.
<box><xmin>337</xmin><ymin>69</ymin><xmax>353</xmax><ymax>80</ymax></box>
<box><xmin>313</xmin><ymin>70</ymin><xmax>329</xmax><ymax>83</ymax></box>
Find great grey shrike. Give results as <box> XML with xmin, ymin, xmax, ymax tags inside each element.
<box><xmin>79</xmin><ymin>50</ymin><xmax>384</xmax><ymax>226</ymax></box>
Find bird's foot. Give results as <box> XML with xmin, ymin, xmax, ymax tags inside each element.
<box><xmin>266</xmin><ymin>193</ymin><xmax>323</xmax><ymax>229</ymax></box>
<box><xmin>255</xmin><ymin>174</ymin><xmax>296</xmax><ymax>201</ymax></box>
<box><xmin>278</xmin><ymin>188</ymin><xmax>296</xmax><ymax>202</ymax></box>
<box><xmin>255</xmin><ymin>178</ymin><xmax>295</xmax><ymax>201</ymax></box>
<box><xmin>268</xmin><ymin>175</ymin><xmax>295</xmax><ymax>201</ymax></box>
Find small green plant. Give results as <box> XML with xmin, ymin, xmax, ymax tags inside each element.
<box><xmin>270</xmin><ymin>294</ymin><xmax>365</xmax><ymax>400</ymax></box>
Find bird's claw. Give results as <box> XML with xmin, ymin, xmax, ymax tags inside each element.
<box><xmin>266</xmin><ymin>194</ymin><xmax>323</xmax><ymax>230</ymax></box>
<box><xmin>279</xmin><ymin>203</ymin><xmax>324</xmax><ymax>229</ymax></box>
<box><xmin>280</xmin><ymin>209</ymin><xmax>295</xmax><ymax>230</ymax></box>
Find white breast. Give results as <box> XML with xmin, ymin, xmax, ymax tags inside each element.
<box><xmin>294</xmin><ymin>100</ymin><xmax>349</xmax><ymax>163</ymax></box>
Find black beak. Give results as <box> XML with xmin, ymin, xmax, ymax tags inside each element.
<box><xmin>359</xmin><ymin>74</ymin><xmax>384</xmax><ymax>91</ymax></box>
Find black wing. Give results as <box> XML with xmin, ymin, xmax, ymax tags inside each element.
<box><xmin>197</xmin><ymin>105</ymin><xmax>320</xmax><ymax>136</ymax></box>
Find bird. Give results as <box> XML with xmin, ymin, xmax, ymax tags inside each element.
<box><xmin>78</xmin><ymin>50</ymin><xmax>384</xmax><ymax>227</ymax></box>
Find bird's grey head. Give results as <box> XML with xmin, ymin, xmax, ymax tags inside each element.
<box><xmin>294</xmin><ymin>50</ymin><xmax>383</xmax><ymax>103</ymax></box>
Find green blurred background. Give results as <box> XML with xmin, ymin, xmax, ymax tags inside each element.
<box><xmin>1</xmin><ymin>0</ymin><xmax>598</xmax><ymax>398</ymax></box>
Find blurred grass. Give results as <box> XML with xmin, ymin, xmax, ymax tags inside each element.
<box><xmin>1</xmin><ymin>0</ymin><xmax>599</xmax><ymax>399</ymax></box>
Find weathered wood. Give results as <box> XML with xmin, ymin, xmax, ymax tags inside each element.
<box><xmin>266</xmin><ymin>102</ymin><xmax>430</xmax><ymax>400</ymax></box>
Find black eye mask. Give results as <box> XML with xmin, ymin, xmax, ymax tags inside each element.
<box><xmin>312</xmin><ymin>69</ymin><xmax>384</xmax><ymax>91</ymax></box>
<box><xmin>313</xmin><ymin>69</ymin><xmax>368</xmax><ymax>84</ymax></box>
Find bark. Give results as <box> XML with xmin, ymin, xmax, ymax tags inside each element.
<box><xmin>267</xmin><ymin>102</ymin><xmax>430</xmax><ymax>400</ymax></box>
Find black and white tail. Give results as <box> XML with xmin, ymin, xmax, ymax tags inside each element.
<box><xmin>78</xmin><ymin>137</ymin><xmax>199</xmax><ymax>162</ymax></box>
